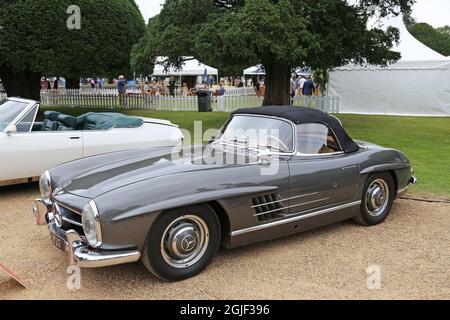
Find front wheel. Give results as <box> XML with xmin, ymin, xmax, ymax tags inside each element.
<box><xmin>142</xmin><ymin>204</ymin><xmax>221</xmax><ymax>281</ymax></box>
<box><xmin>354</xmin><ymin>172</ymin><xmax>395</xmax><ymax>226</ymax></box>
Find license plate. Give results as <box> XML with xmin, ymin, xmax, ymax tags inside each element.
<box><xmin>50</xmin><ymin>233</ymin><xmax>66</xmax><ymax>252</ymax></box>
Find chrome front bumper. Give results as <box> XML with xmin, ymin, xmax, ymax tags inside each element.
<box><xmin>32</xmin><ymin>199</ymin><xmax>141</xmax><ymax>268</ymax></box>
<box><xmin>397</xmin><ymin>176</ymin><xmax>418</xmax><ymax>197</ymax></box>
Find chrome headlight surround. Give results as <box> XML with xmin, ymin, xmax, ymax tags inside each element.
<box><xmin>39</xmin><ymin>171</ymin><xmax>52</xmax><ymax>205</ymax></box>
<box><xmin>82</xmin><ymin>200</ymin><xmax>103</xmax><ymax>248</ymax></box>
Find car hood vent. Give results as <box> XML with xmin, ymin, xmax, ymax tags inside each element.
<box><xmin>252</xmin><ymin>193</ymin><xmax>287</xmax><ymax>221</ymax></box>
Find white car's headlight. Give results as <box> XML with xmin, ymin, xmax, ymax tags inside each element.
<box><xmin>39</xmin><ymin>171</ymin><xmax>52</xmax><ymax>205</ymax></box>
<box><xmin>82</xmin><ymin>200</ymin><xmax>102</xmax><ymax>248</ymax></box>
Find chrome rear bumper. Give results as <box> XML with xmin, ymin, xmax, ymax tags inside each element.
<box><xmin>33</xmin><ymin>199</ymin><xmax>141</xmax><ymax>268</ymax></box>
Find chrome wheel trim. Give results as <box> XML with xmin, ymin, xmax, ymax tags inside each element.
<box><xmin>160</xmin><ymin>215</ymin><xmax>210</xmax><ymax>269</ymax></box>
<box><xmin>365</xmin><ymin>179</ymin><xmax>390</xmax><ymax>217</ymax></box>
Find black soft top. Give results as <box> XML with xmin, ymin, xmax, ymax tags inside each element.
<box><xmin>232</xmin><ymin>106</ymin><xmax>359</xmax><ymax>153</ymax></box>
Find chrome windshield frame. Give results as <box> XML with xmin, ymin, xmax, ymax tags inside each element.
<box><xmin>0</xmin><ymin>97</ymin><xmax>39</xmax><ymax>134</ymax></box>
<box><xmin>214</xmin><ymin>114</ymin><xmax>297</xmax><ymax>156</ymax></box>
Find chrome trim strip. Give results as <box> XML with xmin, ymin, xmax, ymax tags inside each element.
<box><xmin>56</xmin><ymin>201</ymin><xmax>82</xmax><ymax>215</ymax></box>
<box><xmin>232</xmin><ymin>201</ymin><xmax>361</xmax><ymax>237</ymax></box>
<box><xmin>251</xmin><ymin>192</ymin><xmax>319</xmax><ymax>208</ymax></box>
<box><xmin>296</xmin><ymin>151</ymin><xmax>345</xmax><ymax>157</ymax></box>
<box><xmin>62</xmin><ymin>216</ymin><xmax>83</xmax><ymax>227</ymax></box>
<box><xmin>253</xmin><ymin>197</ymin><xmax>331</xmax><ymax>217</ymax></box>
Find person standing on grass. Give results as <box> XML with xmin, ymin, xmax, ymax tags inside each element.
<box><xmin>117</xmin><ymin>75</ymin><xmax>127</xmax><ymax>107</ymax></box>
<box><xmin>302</xmin><ymin>76</ymin><xmax>315</xmax><ymax>97</ymax></box>
<box><xmin>168</xmin><ymin>76</ymin><xmax>176</xmax><ymax>97</ymax></box>
<box><xmin>290</xmin><ymin>76</ymin><xmax>296</xmax><ymax>102</ymax></box>
<box><xmin>302</xmin><ymin>76</ymin><xmax>315</xmax><ymax>108</ymax></box>
<box><xmin>298</xmin><ymin>76</ymin><xmax>307</xmax><ymax>96</ymax></box>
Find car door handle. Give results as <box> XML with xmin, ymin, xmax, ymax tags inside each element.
<box><xmin>68</xmin><ymin>136</ymin><xmax>80</xmax><ymax>140</ymax></box>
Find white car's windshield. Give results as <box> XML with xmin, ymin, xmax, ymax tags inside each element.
<box><xmin>217</xmin><ymin>115</ymin><xmax>294</xmax><ymax>153</ymax></box>
<box><xmin>0</xmin><ymin>99</ymin><xmax>28</xmax><ymax>131</ymax></box>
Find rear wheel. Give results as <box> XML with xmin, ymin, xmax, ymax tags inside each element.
<box><xmin>142</xmin><ymin>204</ymin><xmax>221</xmax><ymax>281</ymax></box>
<box><xmin>355</xmin><ymin>173</ymin><xmax>395</xmax><ymax>226</ymax></box>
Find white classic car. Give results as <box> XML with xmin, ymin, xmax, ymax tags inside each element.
<box><xmin>0</xmin><ymin>97</ymin><xmax>184</xmax><ymax>186</ymax></box>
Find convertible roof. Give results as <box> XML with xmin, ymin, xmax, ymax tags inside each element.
<box><xmin>232</xmin><ymin>106</ymin><xmax>360</xmax><ymax>153</ymax></box>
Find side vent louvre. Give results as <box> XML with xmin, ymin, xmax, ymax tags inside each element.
<box><xmin>252</xmin><ymin>193</ymin><xmax>287</xmax><ymax>221</ymax></box>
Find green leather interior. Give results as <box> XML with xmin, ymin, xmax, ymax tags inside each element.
<box><xmin>43</xmin><ymin>111</ymin><xmax>61</xmax><ymax>131</ymax></box>
<box><xmin>42</xmin><ymin>111</ymin><xmax>144</xmax><ymax>131</ymax></box>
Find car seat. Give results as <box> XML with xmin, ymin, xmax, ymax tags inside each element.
<box><xmin>42</xmin><ymin>111</ymin><xmax>61</xmax><ymax>131</ymax></box>
<box><xmin>57</xmin><ymin>114</ymin><xmax>77</xmax><ymax>131</ymax></box>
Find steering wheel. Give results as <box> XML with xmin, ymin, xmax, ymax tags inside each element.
<box><xmin>266</xmin><ymin>135</ymin><xmax>290</xmax><ymax>152</ymax></box>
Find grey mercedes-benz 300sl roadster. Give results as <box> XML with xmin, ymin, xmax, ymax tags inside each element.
<box><xmin>33</xmin><ymin>106</ymin><xmax>416</xmax><ymax>281</ymax></box>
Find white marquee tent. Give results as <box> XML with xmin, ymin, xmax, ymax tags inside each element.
<box><xmin>152</xmin><ymin>57</ymin><xmax>218</xmax><ymax>78</ymax></box>
<box><xmin>243</xmin><ymin>65</ymin><xmax>266</xmax><ymax>76</ymax></box>
<box><xmin>328</xmin><ymin>16</ymin><xmax>450</xmax><ymax>116</ymax></box>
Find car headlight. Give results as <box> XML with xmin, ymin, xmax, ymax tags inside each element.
<box><xmin>82</xmin><ymin>200</ymin><xmax>102</xmax><ymax>248</ymax></box>
<box><xmin>39</xmin><ymin>171</ymin><xmax>52</xmax><ymax>205</ymax></box>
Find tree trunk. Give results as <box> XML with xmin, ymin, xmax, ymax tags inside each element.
<box><xmin>262</xmin><ymin>62</ymin><xmax>291</xmax><ymax>106</ymax></box>
<box><xmin>65</xmin><ymin>77</ymin><xmax>80</xmax><ymax>89</ymax></box>
<box><xmin>0</xmin><ymin>65</ymin><xmax>42</xmax><ymax>101</ymax></box>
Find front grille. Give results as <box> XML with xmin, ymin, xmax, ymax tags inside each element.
<box><xmin>252</xmin><ymin>194</ymin><xmax>287</xmax><ymax>222</ymax></box>
<box><xmin>53</xmin><ymin>202</ymin><xmax>84</xmax><ymax>236</ymax></box>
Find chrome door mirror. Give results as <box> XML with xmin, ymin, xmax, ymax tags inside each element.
<box><xmin>257</xmin><ymin>150</ymin><xmax>272</xmax><ymax>166</ymax></box>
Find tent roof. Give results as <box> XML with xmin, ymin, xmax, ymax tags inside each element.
<box><xmin>334</xmin><ymin>15</ymin><xmax>450</xmax><ymax>72</ymax></box>
<box><xmin>381</xmin><ymin>15</ymin><xmax>448</xmax><ymax>61</ymax></box>
<box><xmin>152</xmin><ymin>57</ymin><xmax>218</xmax><ymax>76</ymax></box>
<box><xmin>244</xmin><ymin>65</ymin><xmax>265</xmax><ymax>75</ymax></box>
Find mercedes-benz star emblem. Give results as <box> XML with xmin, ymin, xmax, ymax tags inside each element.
<box><xmin>181</xmin><ymin>235</ymin><xmax>196</xmax><ymax>252</ymax></box>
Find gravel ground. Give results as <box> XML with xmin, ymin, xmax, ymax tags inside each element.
<box><xmin>0</xmin><ymin>183</ymin><xmax>449</xmax><ymax>300</ymax></box>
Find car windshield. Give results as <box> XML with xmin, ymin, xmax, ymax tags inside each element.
<box><xmin>0</xmin><ymin>99</ymin><xmax>28</xmax><ymax>131</ymax></box>
<box><xmin>216</xmin><ymin>115</ymin><xmax>294</xmax><ymax>153</ymax></box>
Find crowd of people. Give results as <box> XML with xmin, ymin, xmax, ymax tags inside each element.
<box><xmin>290</xmin><ymin>75</ymin><xmax>319</xmax><ymax>97</ymax></box>
<box><xmin>37</xmin><ymin>73</ymin><xmax>321</xmax><ymax>101</ymax></box>
<box><xmin>139</xmin><ymin>76</ymin><xmax>227</xmax><ymax>97</ymax></box>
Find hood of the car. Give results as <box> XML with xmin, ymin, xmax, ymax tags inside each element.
<box><xmin>59</xmin><ymin>144</ymin><xmax>258</xmax><ymax>199</ymax></box>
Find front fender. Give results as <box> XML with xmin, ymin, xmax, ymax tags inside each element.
<box><xmin>94</xmin><ymin>163</ymin><xmax>286</xmax><ymax>251</ymax></box>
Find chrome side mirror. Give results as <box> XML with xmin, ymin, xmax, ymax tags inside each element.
<box><xmin>257</xmin><ymin>150</ymin><xmax>272</xmax><ymax>166</ymax></box>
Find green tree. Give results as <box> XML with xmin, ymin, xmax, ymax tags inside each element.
<box><xmin>0</xmin><ymin>0</ymin><xmax>145</xmax><ymax>99</ymax></box>
<box><xmin>138</xmin><ymin>0</ymin><xmax>413</xmax><ymax>106</ymax></box>
<box><xmin>408</xmin><ymin>22</ymin><xmax>450</xmax><ymax>57</ymax></box>
<box><xmin>437</xmin><ymin>26</ymin><xmax>450</xmax><ymax>36</ymax></box>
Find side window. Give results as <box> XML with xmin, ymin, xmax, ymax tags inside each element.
<box><xmin>16</xmin><ymin>106</ymin><xmax>38</xmax><ymax>132</ymax></box>
<box><xmin>297</xmin><ymin>123</ymin><xmax>342</xmax><ymax>155</ymax></box>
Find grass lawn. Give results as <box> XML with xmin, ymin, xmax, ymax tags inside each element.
<box><xmin>39</xmin><ymin>106</ymin><xmax>450</xmax><ymax>198</ymax></box>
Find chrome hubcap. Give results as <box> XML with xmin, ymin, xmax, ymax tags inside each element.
<box><xmin>161</xmin><ymin>215</ymin><xmax>209</xmax><ymax>269</ymax></box>
<box><xmin>365</xmin><ymin>179</ymin><xmax>389</xmax><ymax>217</ymax></box>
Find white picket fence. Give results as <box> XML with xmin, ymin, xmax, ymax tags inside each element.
<box><xmin>40</xmin><ymin>89</ymin><xmax>340</xmax><ymax>113</ymax></box>
<box><xmin>224</xmin><ymin>87</ymin><xmax>257</xmax><ymax>96</ymax></box>
<box><xmin>0</xmin><ymin>92</ymin><xmax>7</xmax><ymax>101</ymax></box>
<box><xmin>77</xmin><ymin>86</ymin><xmax>256</xmax><ymax>97</ymax></box>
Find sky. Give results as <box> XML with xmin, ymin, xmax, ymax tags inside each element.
<box><xmin>135</xmin><ymin>0</ymin><xmax>450</xmax><ymax>28</ymax></box>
